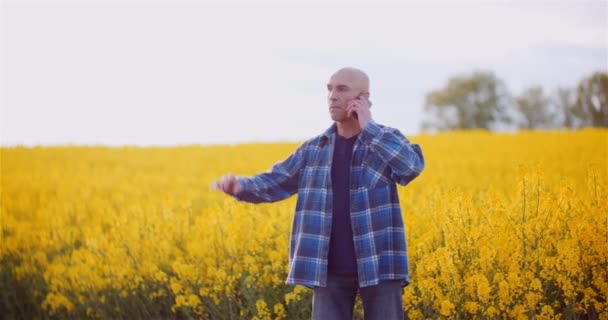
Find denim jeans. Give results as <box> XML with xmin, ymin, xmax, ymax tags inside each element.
<box><xmin>311</xmin><ymin>272</ymin><xmax>405</xmax><ymax>320</ymax></box>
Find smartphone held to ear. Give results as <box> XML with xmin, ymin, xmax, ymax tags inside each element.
<box><xmin>352</xmin><ymin>98</ymin><xmax>359</xmax><ymax>119</ymax></box>
<box><xmin>350</xmin><ymin>95</ymin><xmax>371</xmax><ymax>119</ymax></box>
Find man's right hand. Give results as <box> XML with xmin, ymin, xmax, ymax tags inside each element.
<box><xmin>211</xmin><ymin>174</ymin><xmax>242</xmax><ymax>195</ymax></box>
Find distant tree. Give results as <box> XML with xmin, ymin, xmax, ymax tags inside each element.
<box><xmin>515</xmin><ymin>86</ymin><xmax>556</xmax><ymax>129</ymax></box>
<box><xmin>574</xmin><ymin>72</ymin><xmax>608</xmax><ymax>127</ymax></box>
<box><xmin>553</xmin><ymin>87</ymin><xmax>589</xmax><ymax>129</ymax></box>
<box><xmin>422</xmin><ymin>71</ymin><xmax>511</xmax><ymax>131</ymax></box>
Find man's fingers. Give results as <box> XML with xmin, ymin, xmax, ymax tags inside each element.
<box><xmin>223</xmin><ymin>175</ymin><xmax>232</xmax><ymax>191</ymax></box>
<box><xmin>211</xmin><ymin>177</ymin><xmax>226</xmax><ymax>192</ymax></box>
<box><xmin>347</xmin><ymin>104</ymin><xmax>358</xmax><ymax>118</ymax></box>
<box><xmin>210</xmin><ymin>173</ymin><xmax>244</xmax><ymax>196</ymax></box>
<box><xmin>211</xmin><ymin>174</ymin><xmax>238</xmax><ymax>194</ymax></box>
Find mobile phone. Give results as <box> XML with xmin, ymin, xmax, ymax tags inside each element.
<box><xmin>350</xmin><ymin>95</ymin><xmax>371</xmax><ymax>119</ymax></box>
<box><xmin>352</xmin><ymin>95</ymin><xmax>362</xmax><ymax>119</ymax></box>
<box><xmin>359</xmin><ymin>95</ymin><xmax>372</xmax><ymax>108</ymax></box>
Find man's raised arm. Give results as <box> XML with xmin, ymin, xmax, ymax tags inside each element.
<box><xmin>211</xmin><ymin>145</ymin><xmax>305</xmax><ymax>204</ymax></box>
<box><xmin>358</xmin><ymin>120</ymin><xmax>425</xmax><ymax>186</ymax></box>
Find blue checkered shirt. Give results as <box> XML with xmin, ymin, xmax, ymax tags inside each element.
<box><xmin>234</xmin><ymin>120</ymin><xmax>425</xmax><ymax>288</ymax></box>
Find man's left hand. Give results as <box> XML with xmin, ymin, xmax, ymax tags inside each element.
<box><xmin>346</xmin><ymin>96</ymin><xmax>372</xmax><ymax>129</ymax></box>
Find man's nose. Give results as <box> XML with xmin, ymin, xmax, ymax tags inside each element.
<box><xmin>328</xmin><ymin>90</ymin><xmax>338</xmax><ymax>101</ymax></box>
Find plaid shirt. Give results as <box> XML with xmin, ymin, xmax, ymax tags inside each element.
<box><xmin>234</xmin><ymin>120</ymin><xmax>425</xmax><ymax>288</ymax></box>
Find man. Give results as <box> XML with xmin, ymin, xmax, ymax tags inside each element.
<box><xmin>212</xmin><ymin>67</ymin><xmax>425</xmax><ymax>320</ymax></box>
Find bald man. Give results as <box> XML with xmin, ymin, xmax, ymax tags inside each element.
<box><xmin>212</xmin><ymin>67</ymin><xmax>425</xmax><ymax>320</ymax></box>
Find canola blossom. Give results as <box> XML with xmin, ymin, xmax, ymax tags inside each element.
<box><xmin>1</xmin><ymin>129</ymin><xmax>606</xmax><ymax>319</ymax></box>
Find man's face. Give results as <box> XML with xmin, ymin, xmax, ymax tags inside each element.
<box><xmin>326</xmin><ymin>69</ymin><xmax>368</xmax><ymax>122</ymax></box>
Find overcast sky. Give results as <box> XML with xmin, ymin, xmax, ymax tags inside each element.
<box><xmin>2</xmin><ymin>0</ymin><xmax>606</xmax><ymax>146</ymax></box>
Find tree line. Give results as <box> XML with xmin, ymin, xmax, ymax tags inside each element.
<box><xmin>420</xmin><ymin>71</ymin><xmax>608</xmax><ymax>131</ymax></box>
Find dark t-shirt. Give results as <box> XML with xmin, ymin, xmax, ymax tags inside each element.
<box><xmin>327</xmin><ymin>133</ymin><xmax>358</xmax><ymax>275</ymax></box>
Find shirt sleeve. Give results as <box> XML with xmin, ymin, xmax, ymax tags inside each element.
<box><xmin>358</xmin><ymin>120</ymin><xmax>425</xmax><ymax>186</ymax></box>
<box><xmin>232</xmin><ymin>144</ymin><xmax>305</xmax><ymax>204</ymax></box>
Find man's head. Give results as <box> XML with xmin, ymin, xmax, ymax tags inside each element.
<box><xmin>327</xmin><ymin>67</ymin><xmax>370</xmax><ymax>122</ymax></box>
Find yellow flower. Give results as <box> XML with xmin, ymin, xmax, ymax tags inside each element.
<box><xmin>439</xmin><ymin>299</ymin><xmax>454</xmax><ymax>316</ymax></box>
<box><xmin>273</xmin><ymin>303</ymin><xmax>286</xmax><ymax>319</ymax></box>
<box><xmin>2</xmin><ymin>129</ymin><xmax>606</xmax><ymax>318</ymax></box>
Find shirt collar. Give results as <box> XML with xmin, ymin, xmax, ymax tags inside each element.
<box><xmin>319</xmin><ymin>122</ymin><xmax>337</xmax><ymax>147</ymax></box>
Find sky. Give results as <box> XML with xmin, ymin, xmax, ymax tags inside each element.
<box><xmin>1</xmin><ymin>0</ymin><xmax>606</xmax><ymax>146</ymax></box>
